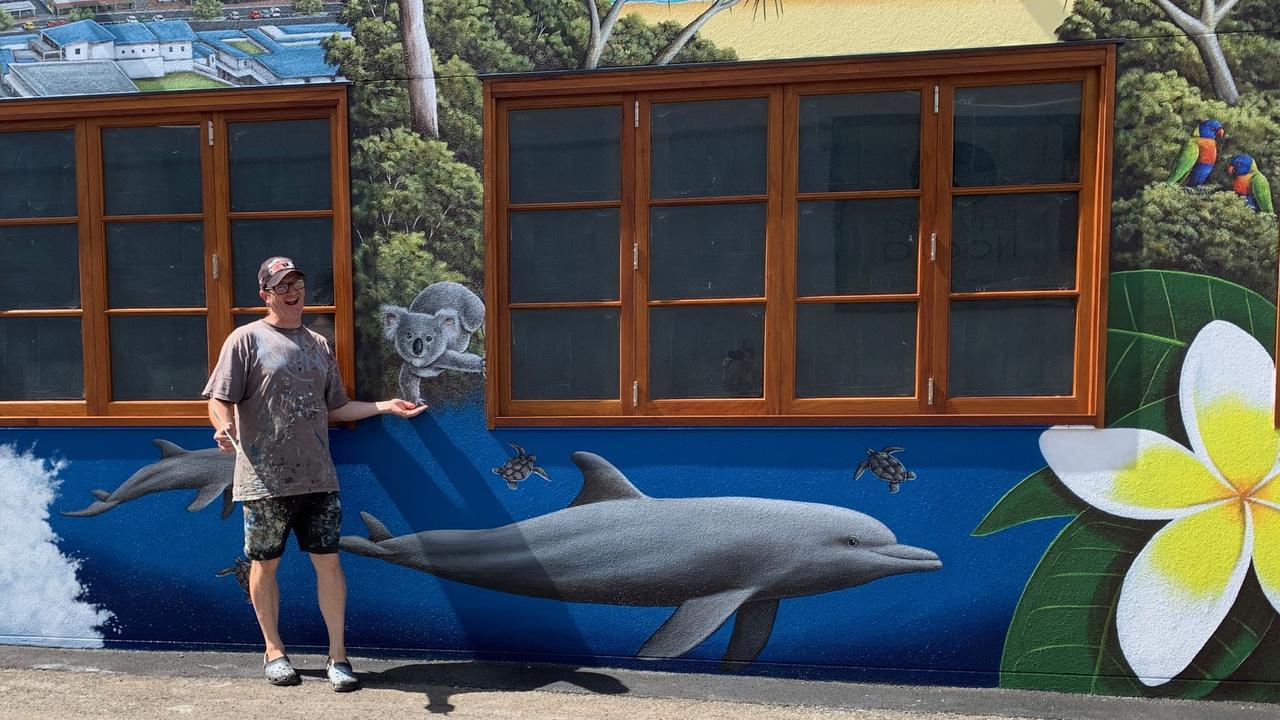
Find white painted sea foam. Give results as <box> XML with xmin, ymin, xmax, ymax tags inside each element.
<box><xmin>0</xmin><ymin>444</ymin><xmax>112</xmax><ymax>648</ymax></box>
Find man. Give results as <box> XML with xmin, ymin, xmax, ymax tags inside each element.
<box><xmin>204</xmin><ymin>256</ymin><xmax>425</xmax><ymax>691</ymax></box>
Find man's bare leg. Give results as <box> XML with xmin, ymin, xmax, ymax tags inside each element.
<box><xmin>311</xmin><ymin>553</ymin><xmax>347</xmax><ymax>662</ymax></box>
<box><xmin>250</xmin><ymin>558</ymin><xmax>286</xmax><ymax>659</ymax></box>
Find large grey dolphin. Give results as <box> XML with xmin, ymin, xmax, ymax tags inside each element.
<box><xmin>340</xmin><ymin>451</ymin><xmax>941</xmax><ymax>669</ymax></box>
<box><xmin>62</xmin><ymin>439</ymin><xmax>236</xmax><ymax>519</ymax></box>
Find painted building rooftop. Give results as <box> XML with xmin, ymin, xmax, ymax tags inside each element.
<box><xmin>0</xmin><ymin>34</ymin><xmax>37</xmax><ymax>50</ymax></box>
<box><xmin>8</xmin><ymin>60</ymin><xmax>135</xmax><ymax>95</ymax></box>
<box><xmin>42</xmin><ymin>19</ymin><xmax>116</xmax><ymax>46</ymax></box>
<box><xmin>105</xmin><ymin>22</ymin><xmax>160</xmax><ymax>45</ymax></box>
<box><xmin>149</xmin><ymin>21</ymin><xmax>198</xmax><ymax>43</ymax></box>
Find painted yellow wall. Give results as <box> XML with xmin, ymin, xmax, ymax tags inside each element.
<box><xmin>626</xmin><ymin>0</ymin><xmax>1072</xmax><ymax>60</ymax></box>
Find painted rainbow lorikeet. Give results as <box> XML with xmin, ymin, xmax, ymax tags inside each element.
<box><xmin>1227</xmin><ymin>154</ymin><xmax>1274</xmax><ymax>214</ymax></box>
<box><xmin>1167</xmin><ymin>119</ymin><xmax>1224</xmax><ymax>187</ymax></box>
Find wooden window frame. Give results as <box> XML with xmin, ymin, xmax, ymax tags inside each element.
<box><xmin>484</xmin><ymin>43</ymin><xmax>1117</xmax><ymax>427</ymax></box>
<box><xmin>0</xmin><ymin>85</ymin><xmax>353</xmax><ymax>426</ymax></box>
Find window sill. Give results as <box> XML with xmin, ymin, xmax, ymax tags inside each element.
<box><xmin>489</xmin><ymin>413</ymin><xmax>1104</xmax><ymax>428</ymax></box>
<box><xmin>0</xmin><ymin>415</ymin><xmax>212</xmax><ymax>427</ymax></box>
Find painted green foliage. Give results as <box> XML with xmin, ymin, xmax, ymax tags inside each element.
<box><xmin>1063</xmin><ymin>1</ymin><xmax>1280</xmax><ymax>299</ymax></box>
<box><xmin>975</xmin><ymin>269</ymin><xmax>1279</xmax><ymax>697</ymax></box>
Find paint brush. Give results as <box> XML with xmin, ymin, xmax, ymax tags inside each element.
<box><xmin>212</xmin><ymin>405</ymin><xmax>244</xmax><ymax>456</ymax></box>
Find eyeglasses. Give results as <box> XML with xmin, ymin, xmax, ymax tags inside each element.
<box><xmin>265</xmin><ymin>279</ymin><xmax>306</xmax><ymax>295</ymax></box>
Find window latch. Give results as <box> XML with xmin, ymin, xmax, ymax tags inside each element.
<box><xmin>927</xmin><ymin>377</ymin><xmax>935</xmax><ymax>405</ymax></box>
<box><xmin>632</xmin><ymin>380</ymin><xmax>639</xmax><ymax>406</ymax></box>
<box><xmin>207</xmin><ymin>120</ymin><xmax>214</xmax><ymax>146</ymax></box>
<box><xmin>929</xmin><ymin>232</ymin><xmax>936</xmax><ymax>262</ymax></box>
<box><xmin>633</xmin><ymin>242</ymin><xmax>639</xmax><ymax>270</ymax></box>
<box><xmin>211</xmin><ymin>252</ymin><xmax>220</xmax><ymax>279</ymax></box>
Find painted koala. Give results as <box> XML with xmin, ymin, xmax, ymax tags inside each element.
<box><xmin>382</xmin><ymin>281</ymin><xmax>485</xmax><ymax>404</ymax></box>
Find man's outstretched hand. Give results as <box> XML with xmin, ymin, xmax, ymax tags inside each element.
<box><xmin>377</xmin><ymin>399</ymin><xmax>428</xmax><ymax>419</ymax></box>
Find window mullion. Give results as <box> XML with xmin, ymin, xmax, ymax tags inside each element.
<box><xmin>630</xmin><ymin>93</ymin><xmax>649</xmax><ymax>415</ymax></box>
<box><xmin>767</xmin><ymin>85</ymin><xmax>792</xmax><ymax>416</ymax></box>
<box><xmin>202</xmin><ymin>111</ymin><xmax>227</xmax><ymax>375</ymax></box>
<box><xmin>925</xmin><ymin>76</ymin><xmax>952</xmax><ymax>415</ymax></box>
<box><xmin>82</xmin><ymin>118</ymin><xmax>110</xmax><ymax>415</ymax></box>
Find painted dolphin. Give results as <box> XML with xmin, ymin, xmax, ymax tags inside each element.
<box><xmin>62</xmin><ymin>439</ymin><xmax>236</xmax><ymax>519</ymax></box>
<box><xmin>340</xmin><ymin>451</ymin><xmax>941</xmax><ymax>669</ymax></box>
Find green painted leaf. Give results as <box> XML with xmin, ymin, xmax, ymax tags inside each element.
<box><xmin>1105</xmin><ymin>271</ymin><xmax>1276</xmax><ymax>425</ymax></box>
<box><xmin>1000</xmin><ymin>510</ymin><xmax>1150</xmax><ymax>695</ymax></box>
<box><xmin>1178</xmin><ymin>575</ymin><xmax>1275</xmax><ymax>700</ymax></box>
<box><xmin>1208</xmin><ymin>599</ymin><xmax>1280</xmax><ymax>702</ymax></box>
<box><xmin>1000</xmin><ymin>510</ymin><xmax>1275</xmax><ymax>698</ymax></box>
<box><xmin>971</xmin><ymin>467</ymin><xmax>1084</xmax><ymax>536</ymax></box>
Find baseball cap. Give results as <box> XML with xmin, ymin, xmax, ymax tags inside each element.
<box><xmin>258</xmin><ymin>256</ymin><xmax>305</xmax><ymax>290</ymax></box>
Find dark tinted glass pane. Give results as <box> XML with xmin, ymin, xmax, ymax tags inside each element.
<box><xmin>102</xmin><ymin>126</ymin><xmax>202</xmax><ymax>215</ymax></box>
<box><xmin>511</xmin><ymin>308</ymin><xmax>618</xmax><ymax>400</ymax></box>
<box><xmin>231</xmin><ymin>218</ymin><xmax>333</xmax><ymax>307</ymax></box>
<box><xmin>229</xmin><ymin>119</ymin><xmax>332</xmax><ymax>212</ymax></box>
<box><xmin>799</xmin><ymin>91</ymin><xmax>920</xmax><ymax>192</ymax></box>
<box><xmin>651</xmin><ymin>98</ymin><xmax>766</xmax><ymax>199</ymax></box>
<box><xmin>110</xmin><ymin>315</ymin><xmax>207</xmax><ymax>400</ymax></box>
<box><xmin>795</xmin><ymin>302</ymin><xmax>915</xmax><ymax>398</ymax></box>
<box><xmin>951</xmin><ymin>193</ymin><xmax>1077</xmax><ymax>292</ymax></box>
<box><xmin>235</xmin><ymin>313</ymin><xmax>335</xmax><ymax>346</ymax></box>
<box><xmin>0</xmin><ymin>225</ymin><xmax>79</xmax><ymax>310</ymax></box>
<box><xmin>509</xmin><ymin>106</ymin><xmax>619</xmax><ymax>203</ymax></box>
<box><xmin>797</xmin><ymin>199</ymin><xmax>917</xmax><ymax>296</ymax></box>
<box><xmin>650</xmin><ymin>203</ymin><xmax>765</xmax><ymax>300</ymax></box>
<box><xmin>107</xmin><ymin>222</ymin><xmax>205</xmax><ymax>308</ymax></box>
<box><xmin>949</xmin><ymin>299</ymin><xmax>1075</xmax><ymax>397</ymax></box>
<box><xmin>0</xmin><ymin>130</ymin><xmax>76</xmax><ymax>218</ymax></box>
<box><xmin>953</xmin><ymin>82</ymin><xmax>1081</xmax><ymax>186</ymax></box>
<box><xmin>649</xmin><ymin>305</ymin><xmax>763</xmax><ymax>399</ymax></box>
<box><xmin>509</xmin><ymin>209</ymin><xmax>619</xmax><ymax>303</ymax></box>
<box><xmin>0</xmin><ymin>318</ymin><xmax>82</xmax><ymax>400</ymax></box>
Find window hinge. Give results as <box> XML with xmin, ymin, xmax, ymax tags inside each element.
<box><xmin>632</xmin><ymin>380</ymin><xmax>639</xmax><ymax>406</ymax></box>
<box><xmin>933</xmin><ymin>85</ymin><xmax>939</xmax><ymax>114</ymax></box>
<box><xmin>927</xmin><ymin>377</ymin><xmax>935</xmax><ymax>405</ymax></box>
<box><xmin>207</xmin><ymin>120</ymin><xmax>214</xmax><ymax>146</ymax></box>
<box><xmin>632</xmin><ymin>242</ymin><xmax>639</xmax><ymax>270</ymax></box>
<box><xmin>211</xmin><ymin>252</ymin><xmax>220</xmax><ymax>279</ymax></box>
<box><xmin>634</xmin><ymin>100</ymin><xmax>639</xmax><ymax>128</ymax></box>
<box><xmin>929</xmin><ymin>232</ymin><xmax>936</xmax><ymax>262</ymax></box>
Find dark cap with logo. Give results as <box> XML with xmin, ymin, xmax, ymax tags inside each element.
<box><xmin>258</xmin><ymin>256</ymin><xmax>305</xmax><ymax>290</ymax></box>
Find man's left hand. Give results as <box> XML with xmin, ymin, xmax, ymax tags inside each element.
<box><xmin>378</xmin><ymin>399</ymin><xmax>428</xmax><ymax>418</ymax></box>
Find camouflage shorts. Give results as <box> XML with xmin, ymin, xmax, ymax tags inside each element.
<box><xmin>242</xmin><ymin>492</ymin><xmax>342</xmax><ymax>560</ymax></box>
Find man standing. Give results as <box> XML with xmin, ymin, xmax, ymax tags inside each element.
<box><xmin>204</xmin><ymin>256</ymin><xmax>425</xmax><ymax>691</ymax></box>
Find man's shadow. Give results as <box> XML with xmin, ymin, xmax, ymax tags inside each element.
<box><xmin>299</xmin><ymin>660</ymin><xmax>629</xmax><ymax>714</ymax></box>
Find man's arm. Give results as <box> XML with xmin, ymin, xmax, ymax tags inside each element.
<box><xmin>329</xmin><ymin>399</ymin><xmax>427</xmax><ymax>423</ymax></box>
<box><xmin>208</xmin><ymin>398</ymin><xmax>238</xmax><ymax>453</ymax></box>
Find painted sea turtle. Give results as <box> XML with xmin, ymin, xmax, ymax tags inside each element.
<box><xmin>854</xmin><ymin>446</ymin><xmax>916</xmax><ymax>493</ymax></box>
<box><xmin>215</xmin><ymin>557</ymin><xmax>252</xmax><ymax>603</ymax></box>
<box><xmin>492</xmin><ymin>442</ymin><xmax>550</xmax><ymax>490</ymax></box>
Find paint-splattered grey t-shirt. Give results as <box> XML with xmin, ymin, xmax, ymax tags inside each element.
<box><xmin>202</xmin><ymin>320</ymin><xmax>350</xmax><ymax>502</ymax></box>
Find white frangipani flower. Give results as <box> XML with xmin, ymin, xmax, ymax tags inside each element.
<box><xmin>1040</xmin><ymin>320</ymin><xmax>1280</xmax><ymax>686</ymax></box>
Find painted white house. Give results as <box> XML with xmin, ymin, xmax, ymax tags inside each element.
<box><xmin>41</xmin><ymin>20</ymin><xmax>115</xmax><ymax>63</ymax></box>
<box><xmin>106</xmin><ymin>21</ymin><xmax>163</xmax><ymax>78</ymax></box>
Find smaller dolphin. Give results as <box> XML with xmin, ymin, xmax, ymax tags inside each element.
<box><xmin>341</xmin><ymin>451</ymin><xmax>941</xmax><ymax>669</ymax></box>
<box><xmin>61</xmin><ymin>439</ymin><xmax>236</xmax><ymax>519</ymax></box>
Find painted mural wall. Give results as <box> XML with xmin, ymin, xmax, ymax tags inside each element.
<box><xmin>3</xmin><ymin>0</ymin><xmax>1280</xmax><ymax>703</ymax></box>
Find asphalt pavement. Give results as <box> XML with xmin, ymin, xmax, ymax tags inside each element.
<box><xmin>1</xmin><ymin>645</ymin><xmax>1277</xmax><ymax>720</ymax></box>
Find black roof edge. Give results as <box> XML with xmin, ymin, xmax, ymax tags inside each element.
<box><xmin>479</xmin><ymin>38</ymin><xmax>1125</xmax><ymax>82</ymax></box>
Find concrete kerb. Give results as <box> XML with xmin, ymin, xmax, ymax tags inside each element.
<box><xmin>1</xmin><ymin>645</ymin><xmax>1277</xmax><ymax>720</ymax></box>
